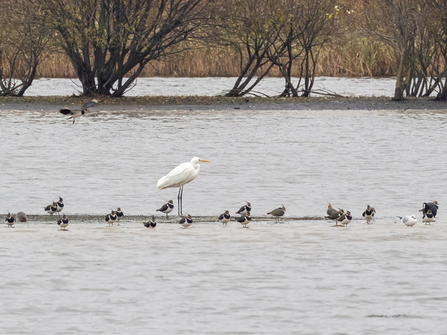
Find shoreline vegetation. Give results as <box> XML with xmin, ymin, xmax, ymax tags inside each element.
<box><xmin>0</xmin><ymin>96</ymin><xmax>446</xmax><ymax>111</ymax></box>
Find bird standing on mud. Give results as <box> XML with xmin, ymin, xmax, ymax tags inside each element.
<box><xmin>399</xmin><ymin>215</ymin><xmax>417</xmax><ymax>227</ymax></box>
<box><xmin>56</xmin><ymin>197</ymin><xmax>64</xmax><ymax>217</ymax></box>
<box><xmin>420</xmin><ymin>201</ymin><xmax>439</xmax><ymax>218</ymax></box>
<box><xmin>339</xmin><ymin>211</ymin><xmax>352</xmax><ymax>226</ymax></box>
<box><xmin>105</xmin><ymin>210</ymin><xmax>117</xmax><ymax>226</ymax></box>
<box><xmin>236</xmin><ymin>202</ymin><xmax>251</xmax><ymax>216</ymax></box>
<box><xmin>326</xmin><ymin>203</ymin><xmax>342</xmax><ymax>221</ymax></box>
<box><xmin>5</xmin><ymin>213</ymin><xmax>15</xmax><ymax>227</ymax></box>
<box><xmin>60</xmin><ymin>99</ymin><xmax>99</xmax><ymax>124</ymax></box>
<box><xmin>267</xmin><ymin>205</ymin><xmax>286</xmax><ymax>223</ymax></box>
<box><xmin>179</xmin><ymin>214</ymin><xmax>193</xmax><ymax>229</ymax></box>
<box><xmin>422</xmin><ymin>209</ymin><xmax>436</xmax><ymax>224</ymax></box>
<box><xmin>144</xmin><ymin>216</ymin><xmax>157</xmax><ymax>228</ymax></box>
<box><xmin>237</xmin><ymin>213</ymin><xmax>252</xmax><ymax>228</ymax></box>
<box><xmin>156</xmin><ymin>200</ymin><xmax>174</xmax><ymax>218</ymax></box>
<box><xmin>57</xmin><ymin>214</ymin><xmax>69</xmax><ymax>231</ymax></box>
<box><xmin>157</xmin><ymin>157</ymin><xmax>210</xmax><ymax>216</ymax></box>
<box><xmin>362</xmin><ymin>205</ymin><xmax>376</xmax><ymax>224</ymax></box>
<box><xmin>218</xmin><ymin>210</ymin><xmax>231</xmax><ymax>225</ymax></box>
<box><xmin>44</xmin><ymin>201</ymin><xmax>58</xmax><ymax>215</ymax></box>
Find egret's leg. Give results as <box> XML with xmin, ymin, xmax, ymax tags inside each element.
<box><xmin>178</xmin><ymin>186</ymin><xmax>184</xmax><ymax>216</ymax></box>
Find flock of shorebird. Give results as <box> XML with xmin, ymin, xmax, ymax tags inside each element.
<box><xmin>5</xmin><ymin>101</ymin><xmax>445</xmax><ymax>232</ymax></box>
<box><xmin>3</xmin><ymin>199</ymin><xmax>438</xmax><ymax>230</ymax></box>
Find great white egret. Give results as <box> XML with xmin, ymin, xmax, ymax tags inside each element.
<box><xmin>57</xmin><ymin>214</ymin><xmax>69</xmax><ymax>231</ymax></box>
<box><xmin>362</xmin><ymin>205</ymin><xmax>376</xmax><ymax>223</ymax></box>
<box><xmin>218</xmin><ymin>210</ymin><xmax>231</xmax><ymax>225</ymax></box>
<box><xmin>157</xmin><ymin>157</ymin><xmax>209</xmax><ymax>216</ymax></box>
<box><xmin>60</xmin><ymin>99</ymin><xmax>99</xmax><ymax>124</ymax></box>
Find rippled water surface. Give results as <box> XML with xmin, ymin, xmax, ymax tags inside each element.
<box><xmin>2</xmin><ymin>105</ymin><xmax>447</xmax><ymax>334</ymax></box>
<box><xmin>26</xmin><ymin>76</ymin><xmax>397</xmax><ymax>97</ymax></box>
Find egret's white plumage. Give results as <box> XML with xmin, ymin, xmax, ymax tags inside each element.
<box><xmin>157</xmin><ymin>157</ymin><xmax>209</xmax><ymax>215</ymax></box>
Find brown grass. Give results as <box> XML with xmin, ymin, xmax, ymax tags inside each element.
<box><xmin>36</xmin><ymin>40</ymin><xmax>399</xmax><ymax>79</ymax></box>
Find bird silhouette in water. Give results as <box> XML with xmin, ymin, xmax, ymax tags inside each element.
<box><xmin>60</xmin><ymin>100</ymin><xmax>99</xmax><ymax>124</ymax></box>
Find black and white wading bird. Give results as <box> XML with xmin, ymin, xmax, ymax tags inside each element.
<box><xmin>236</xmin><ymin>202</ymin><xmax>251</xmax><ymax>216</ymax></box>
<box><xmin>339</xmin><ymin>211</ymin><xmax>352</xmax><ymax>226</ymax></box>
<box><xmin>156</xmin><ymin>200</ymin><xmax>174</xmax><ymax>218</ymax></box>
<box><xmin>179</xmin><ymin>214</ymin><xmax>193</xmax><ymax>229</ymax></box>
<box><xmin>116</xmin><ymin>208</ymin><xmax>124</xmax><ymax>225</ymax></box>
<box><xmin>44</xmin><ymin>201</ymin><xmax>58</xmax><ymax>215</ymax></box>
<box><xmin>157</xmin><ymin>157</ymin><xmax>210</xmax><ymax>216</ymax></box>
<box><xmin>398</xmin><ymin>215</ymin><xmax>417</xmax><ymax>227</ymax></box>
<box><xmin>237</xmin><ymin>213</ymin><xmax>252</xmax><ymax>228</ymax></box>
<box><xmin>56</xmin><ymin>197</ymin><xmax>64</xmax><ymax>217</ymax></box>
<box><xmin>5</xmin><ymin>213</ymin><xmax>15</xmax><ymax>227</ymax></box>
<box><xmin>219</xmin><ymin>210</ymin><xmax>231</xmax><ymax>225</ymax></box>
<box><xmin>267</xmin><ymin>205</ymin><xmax>286</xmax><ymax>223</ymax></box>
<box><xmin>420</xmin><ymin>201</ymin><xmax>439</xmax><ymax>218</ymax></box>
<box><xmin>105</xmin><ymin>210</ymin><xmax>117</xmax><ymax>226</ymax></box>
<box><xmin>422</xmin><ymin>209</ymin><xmax>436</xmax><ymax>224</ymax></box>
<box><xmin>143</xmin><ymin>216</ymin><xmax>157</xmax><ymax>228</ymax></box>
<box><xmin>59</xmin><ymin>100</ymin><xmax>100</xmax><ymax>124</ymax></box>
<box><xmin>57</xmin><ymin>214</ymin><xmax>69</xmax><ymax>231</ymax></box>
<box><xmin>362</xmin><ymin>205</ymin><xmax>376</xmax><ymax>224</ymax></box>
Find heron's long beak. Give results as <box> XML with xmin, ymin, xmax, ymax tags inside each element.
<box><xmin>200</xmin><ymin>159</ymin><xmax>210</xmax><ymax>163</ymax></box>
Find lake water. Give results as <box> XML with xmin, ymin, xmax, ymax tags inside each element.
<box><xmin>2</xmin><ymin>86</ymin><xmax>447</xmax><ymax>334</ymax></box>
<box><xmin>26</xmin><ymin>76</ymin><xmax>397</xmax><ymax>97</ymax></box>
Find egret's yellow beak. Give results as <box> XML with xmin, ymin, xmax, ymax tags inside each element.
<box><xmin>200</xmin><ymin>159</ymin><xmax>210</xmax><ymax>163</ymax></box>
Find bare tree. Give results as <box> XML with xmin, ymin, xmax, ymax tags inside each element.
<box><xmin>34</xmin><ymin>0</ymin><xmax>209</xmax><ymax>96</ymax></box>
<box><xmin>208</xmin><ymin>0</ymin><xmax>287</xmax><ymax>97</ymax></box>
<box><xmin>0</xmin><ymin>0</ymin><xmax>49</xmax><ymax>96</ymax></box>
